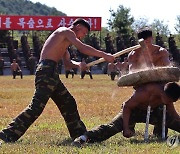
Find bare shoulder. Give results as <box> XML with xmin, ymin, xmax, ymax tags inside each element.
<box><xmin>154</xmin><ymin>45</ymin><xmax>169</xmax><ymax>55</ymax></box>
<box><xmin>55</xmin><ymin>27</ymin><xmax>73</xmax><ymax>36</ymax></box>
<box><xmin>128</xmin><ymin>48</ymin><xmax>140</xmax><ymax>61</ymax></box>
<box><xmin>159</xmin><ymin>46</ymin><xmax>168</xmax><ymax>54</ymax></box>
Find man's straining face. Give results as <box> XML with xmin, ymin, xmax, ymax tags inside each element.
<box><xmin>75</xmin><ymin>24</ymin><xmax>89</xmax><ymax>40</ymax></box>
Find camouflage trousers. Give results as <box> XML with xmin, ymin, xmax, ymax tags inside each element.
<box><xmin>85</xmin><ymin>105</ymin><xmax>180</xmax><ymax>142</ymax></box>
<box><xmin>0</xmin><ymin>59</ymin><xmax>86</xmax><ymax>142</ymax></box>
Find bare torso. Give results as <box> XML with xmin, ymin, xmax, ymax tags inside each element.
<box><xmin>115</xmin><ymin>62</ymin><xmax>122</xmax><ymax>72</ymax></box>
<box><xmin>11</xmin><ymin>63</ymin><xmax>20</xmax><ymax>71</ymax></box>
<box><xmin>133</xmin><ymin>83</ymin><xmax>169</xmax><ymax>110</ymax></box>
<box><xmin>127</xmin><ymin>44</ymin><xmax>171</xmax><ymax>110</ymax></box>
<box><xmin>40</xmin><ymin>27</ymin><xmax>72</xmax><ymax>62</ymax></box>
<box><xmin>128</xmin><ymin>45</ymin><xmax>170</xmax><ymax>72</ymax></box>
<box><xmin>108</xmin><ymin>63</ymin><xmax>116</xmax><ymax>72</ymax></box>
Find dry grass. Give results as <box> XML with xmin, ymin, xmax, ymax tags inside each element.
<box><xmin>0</xmin><ymin>75</ymin><xmax>179</xmax><ymax>153</ymax></box>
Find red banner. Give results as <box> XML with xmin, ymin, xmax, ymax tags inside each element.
<box><xmin>0</xmin><ymin>15</ymin><xmax>101</xmax><ymax>31</ymax></box>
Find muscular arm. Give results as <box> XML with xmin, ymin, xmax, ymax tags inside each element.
<box><xmin>17</xmin><ymin>63</ymin><xmax>21</xmax><ymax>71</ymax></box>
<box><xmin>123</xmin><ymin>94</ymin><xmax>140</xmax><ymax>130</ymax></box>
<box><xmin>157</xmin><ymin>48</ymin><xmax>171</xmax><ymax>66</ymax></box>
<box><xmin>62</xmin><ymin>50</ymin><xmax>81</xmax><ymax>69</ymax></box>
<box><xmin>64</xmin><ymin>30</ymin><xmax>114</xmax><ymax>62</ymax></box>
<box><xmin>122</xmin><ymin>89</ymin><xmax>147</xmax><ymax>138</ymax></box>
<box><xmin>10</xmin><ymin>64</ymin><xmax>13</xmax><ymax>72</ymax></box>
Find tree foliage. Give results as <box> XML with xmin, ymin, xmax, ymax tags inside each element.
<box><xmin>0</xmin><ymin>0</ymin><xmax>66</xmax><ymax>16</ymax></box>
<box><xmin>175</xmin><ymin>15</ymin><xmax>180</xmax><ymax>33</ymax></box>
<box><xmin>0</xmin><ymin>0</ymin><xmax>67</xmax><ymax>44</ymax></box>
<box><xmin>151</xmin><ymin>19</ymin><xmax>170</xmax><ymax>36</ymax></box>
<box><xmin>132</xmin><ymin>17</ymin><xmax>150</xmax><ymax>32</ymax></box>
<box><xmin>107</xmin><ymin>5</ymin><xmax>134</xmax><ymax>47</ymax></box>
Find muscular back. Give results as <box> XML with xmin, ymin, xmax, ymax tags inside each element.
<box><xmin>132</xmin><ymin>83</ymin><xmax>167</xmax><ymax>110</ymax></box>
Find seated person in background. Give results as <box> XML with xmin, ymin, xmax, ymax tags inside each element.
<box><xmin>11</xmin><ymin>59</ymin><xmax>23</xmax><ymax>79</ymax></box>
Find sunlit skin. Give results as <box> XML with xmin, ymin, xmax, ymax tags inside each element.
<box><xmin>40</xmin><ymin>24</ymin><xmax>114</xmax><ymax>70</ymax></box>
<box><xmin>11</xmin><ymin>60</ymin><xmax>21</xmax><ymax>72</ymax></box>
<box><xmin>122</xmin><ymin>36</ymin><xmax>178</xmax><ymax>138</ymax></box>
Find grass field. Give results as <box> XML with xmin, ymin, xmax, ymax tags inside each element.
<box><xmin>0</xmin><ymin>75</ymin><xmax>179</xmax><ymax>154</ymax></box>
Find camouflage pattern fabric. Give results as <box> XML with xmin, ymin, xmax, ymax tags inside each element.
<box><xmin>0</xmin><ymin>59</ymin><xmax>86</xmax><ymax>142</ymax></box>
<box><xmin>85</xmin><ymin>105</ymin><xmax>179</xmax><ymax>142</ymax></box>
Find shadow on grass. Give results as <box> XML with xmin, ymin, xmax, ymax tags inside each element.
<box><xmin>129</xmin><ymin>138</ymin><xmax>165</xmax><ymax>144</ymax></box>
<box><xmin>51</xmin><ymin>138</ymin><xmax>72</xmax><ymax>146</ymax></box>
<box><xmin>51</xmin><ymin>138</ymin><xmax>109</xmax><ymax>148</ymax></box>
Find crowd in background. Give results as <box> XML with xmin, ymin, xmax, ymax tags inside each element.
<box><xmin>0</xmin><ymin>31</ymin><xmax>179</xmax><ymax>78</ymax></box>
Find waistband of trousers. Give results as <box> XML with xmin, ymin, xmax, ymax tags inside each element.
<box><xmin>39</xmin><ymin>59</ymin><xmax>57</xmax><ymax>67</ymax></box>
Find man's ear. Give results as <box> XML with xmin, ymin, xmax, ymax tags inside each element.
<box><xmin>75</xmin><ymin>24</ymin><xmax>81</xmax><ymax>31</ymax></box>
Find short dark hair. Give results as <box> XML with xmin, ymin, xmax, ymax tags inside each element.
<box><xmin>164</xmin><ymin>82</ymin><xmax>180</xmax><ymax>102</ymax></box>
<box><xmin>72</xmin><ymin>18</ymin><xmax>90</xmax><ymax>31</ymax></box>
<box><xmin>137</xmin><ymin>27</ymin><xmax>152</xmax><ymax>40</ymax></box>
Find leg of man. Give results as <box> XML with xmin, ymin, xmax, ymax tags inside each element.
<box><xmin>13</xmin><ymin>71</ymin><xmax>16</xmax><ymax>79</ymax></box>
<box><xmin>150</xmin><ymin>106</ymin><xmax>169</xmax><ymax>138</ymax></box>
<box><xmin>84</xmin><ymin>111</ymin><xmax>124</xmax><ymax>142</ymax></box>
<box><xmin>20</xmin><ymin>71</ymin><xmax>23</xmax><ymax>79</ymax></box>
<box><xmin>87</xmin><ymin>71</ymin><xmax>93</xmax><ymax>79</ymax></box>
<box><xmin>74</xmin><ymin>107</ymin><xmax>139</xmax><ymax>143</ymax></box>
<box><xmin>65</xmin><ymin>71</ymin><xmax>69</xmax><ymax>78</ymax></box>
<box><xmin>81</xmin><ymin>71</ymin><xmax>85</xmax><ymax>79</ymax></box>
<box><xmin>51</xmin><ymin>79</ymin><xmax>87</xmax><ymax>140</ymax></box>
<box><xmin>0</xmin><ymin>62</ymin><xmax>58</xmax><ymax>142</ymax></box>
<box><xmin>0</xmin><ymin>68</ymin><xmax>3</xmax><ymax>75</ymax></box>
<box><xmin>72</xmin><ymin>107</ymin><xmax>147</xmax><ymax>146</ymax></box>
<box><xmin>71</xmin><ymin>70</ymin><xmax>74</xmax><ymax>78</ymax></box>
<box><xmin>110</xmin><ymin>72</ymin><xmax>116</xmax><ymax>80</ymax></box>
<box><xmin>151</xmin><ymin>105</ymin><xmax>180</xmax><ymax>137</ymax></box>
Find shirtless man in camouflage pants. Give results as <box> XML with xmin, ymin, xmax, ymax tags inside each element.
<box><xmin>0</xmin><ymin>18</ymin><xmax>114</xmax><ymax>144</ymax></box>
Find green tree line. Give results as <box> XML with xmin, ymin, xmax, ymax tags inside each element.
<box><xmin>0</xmin><ymin>1</ymin><xmax>180</xmax><ymax>49</ymax></box>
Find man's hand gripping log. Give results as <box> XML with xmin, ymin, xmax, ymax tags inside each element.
<box><xmin>86</xmin><ymin>39</ymin><xmax>144</xmax><ymax>67</ymax></box>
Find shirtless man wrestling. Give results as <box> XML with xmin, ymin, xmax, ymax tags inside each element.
<box><xmin>72</xmin><ymin>27</ymin><xmax>180</xmax><ymax>146</ymax></box>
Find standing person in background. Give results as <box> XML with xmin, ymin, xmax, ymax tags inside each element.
<box><xmin>28</xmin><ymin>53</ymin><xmax>37</xmax><ymax>75</ymax></box>
<box><xmin>0</xmin><ymin>56</ymin><xmax>4</xmax><ymax>75</ymax></box>
<box><xmin>116</xmin><ymin>33</ymin><xmax>125</xmax><ymax>52</ymax></box>
<box><xmin>0</xmin><ymin>18</ymin><xmax>114</xmax><ymax>144</ymax></box>
<box><xmin>129</xmin><ymin>33</ymin><xmax>137</xmax><ymax>46</ymax></box>
<box><xmin>104</xmin><ymin>33</ymin><xmax>111</xmax><ymax>53</ymax></box>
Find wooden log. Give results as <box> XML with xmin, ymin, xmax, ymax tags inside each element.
<box><xmin>87</xmin><ymin>44</ymin><xmax>141</xmax><ymax>67</ymax></box>
<box><xmin>117</xmin><ymin>67</ymin><xmax>180</xmax><ymax>87</ymax></box>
